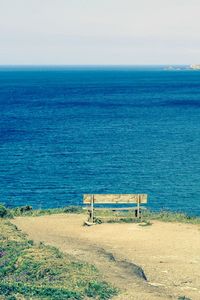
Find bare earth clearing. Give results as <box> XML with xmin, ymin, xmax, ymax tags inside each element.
<box><xmin>12</xmin><ymin>214</ymin><xmax>200</xmax><ymax>300</ymax></box>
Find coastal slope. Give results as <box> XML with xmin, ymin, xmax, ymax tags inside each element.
<box><xmin>13</xmin><ymin>214</ymin><xmax>200</xmax><ymax>300</ymax></box>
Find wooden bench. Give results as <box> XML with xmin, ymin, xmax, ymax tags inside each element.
<box><xmin>83</xmin><ymin>194</ymin><xmax>148</xmax><ymax>224</ymax></box>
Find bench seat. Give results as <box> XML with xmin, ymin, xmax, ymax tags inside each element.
<box><xmin>84</xmin><ymin>206</ymin><xmax>147</xmax><ymax>211</ymax></box>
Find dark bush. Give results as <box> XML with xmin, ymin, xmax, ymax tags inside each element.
<box><xmin>12</xmin><ymin>205</ymin><xmax>33</xmax><ymax>216</ymax></box>
<box><xmin>19</xmin><ymin>206</ymin><xmax>33</xmax><ymax>213</ymax></box>
<box><xmin>0</xmin><ymin>204</ymin><xmax>7</xmax><ymax>218</ymax></box>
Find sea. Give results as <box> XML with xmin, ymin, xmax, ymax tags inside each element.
<box><xmin>0</xmin><ymin>66</ymin><xmax>200</xmax><ymax>215</ymax></box>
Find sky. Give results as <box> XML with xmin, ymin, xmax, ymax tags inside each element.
<box><xmin>0</xmin><ymin>0</ymin><xmax>200</xmax><ymax>65</ymax></box>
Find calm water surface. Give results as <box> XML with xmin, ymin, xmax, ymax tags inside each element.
<box><xmin>0</xmin><ymin>66</ymin><xmax>200</xmax><ymax>215</ymax></box>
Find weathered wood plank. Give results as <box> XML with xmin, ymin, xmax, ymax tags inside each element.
<box><xmin>83</xmin><ymin>194</ymin><xmax>147</xmax><ymax>204</ymax></box>
<box><xmin>87</xmin><ymin>206</ymin><xmax>147</xmax><ymax>211</ymax></box>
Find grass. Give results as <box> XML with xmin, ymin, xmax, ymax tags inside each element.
<box><xmin>0</xmin><ymin>218</ymin><xmax>118</xmax><ymax>299</ymax></box>
<box><xmin>1</xmin><ymin>203</ymin><xmax>200</xmax><ymax>225</ymax></box>
<box><xmin>0</xmin><ymin>204</ymin><xmax>84</xmax><ymax>218</ymax></box>
<box><xmin>11</xmin><ymin>205</ymin><xmax>84</xmax><ymax>217</ymax></box>
<box><xmin>91</xmin><ymin>208</ymin><xmax>200</xmax><ymax>225</ymax></box>
<box><xmin>142</xmin><ymin>210</ymin><xmax>200</xmax><ymax>225</ymax></box>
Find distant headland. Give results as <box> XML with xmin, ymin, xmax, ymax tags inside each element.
<box><xmin>190</xmin><ymin>64</ymin><xmax>200</xmax><ymax>70</ymax></box>
<box><xmin>164</xmin><ymin>64</ymin><xmax>200</xmax><ymax>70</ymax></box>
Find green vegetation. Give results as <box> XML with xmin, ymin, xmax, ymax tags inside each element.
<box><xmin>0</xmin><ymin>204</ymin><xmax>12</xmax><ymax>219</ymax></box>
<box><xmin>0</xmin><ymin>219</ymin><xmax>117</xmax><ymax>299</ymax></box>
<box><xmin>0</xmin><ymin>204</ymin><xmax>84</xmax><ymax>218</ymax></box>
<box><xmin>91</xmin><ymin>208</ymin><xmax>200</xmax><ymax>225</ymax></box>
<box><xmin>1</xmin><ymin>202</ymin><xmax>200</xmax><ymax>227</ymax></box>
<box><xmin>1</xmin><ymin>203</ymin><xmax>200</xmax><ymax>225</ymax></box>
<box><xmin>142</xmin><ymin>210</ymin><xmax>200</xmax><ymax>225</ymax></box>
<box><xmin>0</xmin><ymin>204</ymin><xmax>7</xmax><ymax>218</ymax></box>
<box><xmin>11</xmin><ymin>205</ymin><xmax>84</xmax><ymax>217</ymax></box>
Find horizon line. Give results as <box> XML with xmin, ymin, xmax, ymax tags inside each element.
<box><xmin>0</xmin><ymin>64</ymin><xmax>191</xmax><ymax>67</ymax></box>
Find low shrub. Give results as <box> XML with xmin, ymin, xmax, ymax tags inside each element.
<box><xmin>0</xmin><ymin>204</ymin><xmax>12</xmax><ymax>218</ymax></box>
<box><xmin>0</xmin><ymin>204</ymin><xmax>7</xmax><ymax>218</ymax></box>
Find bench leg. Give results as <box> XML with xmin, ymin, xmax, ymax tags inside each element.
<box><xmin>135</xmin><ymin>208</ymin><xmax>142</xmax><ymax>218</ymax></box>
<box><xmin>91</xmin><ymin>195</ymin><xmax>94</xmax><ymax>222</ymax></box>
<box><xmin>88</xmin><ymin>209</ymin><xmax>92</xmax><ymax>221</ymax></box>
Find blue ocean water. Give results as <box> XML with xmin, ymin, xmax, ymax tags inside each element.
<box><xmin>0</xmin><ymin>66</ymin><xmax>200</xmax><ymax>215</ymax></box>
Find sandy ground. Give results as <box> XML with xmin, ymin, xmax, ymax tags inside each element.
<box><xmin>12</xmin><ymin>214</ymin><xmax>200</xmax><ymax>300</ymax></box>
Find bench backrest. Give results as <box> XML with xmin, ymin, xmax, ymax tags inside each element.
<box><xmin>83</xmin><ymin>194</ymin><xmax>147</xmax><ymax>204</ymax></box>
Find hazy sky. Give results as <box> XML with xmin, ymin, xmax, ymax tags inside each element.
<box><xmin>0</xmin><ymin>0</ymin><xmax>199</xmax><ymax>65</ymax></box>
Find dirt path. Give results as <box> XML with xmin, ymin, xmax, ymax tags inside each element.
<box><xmin>12</xmin><ymin>214</ymin><xmax>200</xmax><ymax>300</ymax></box>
